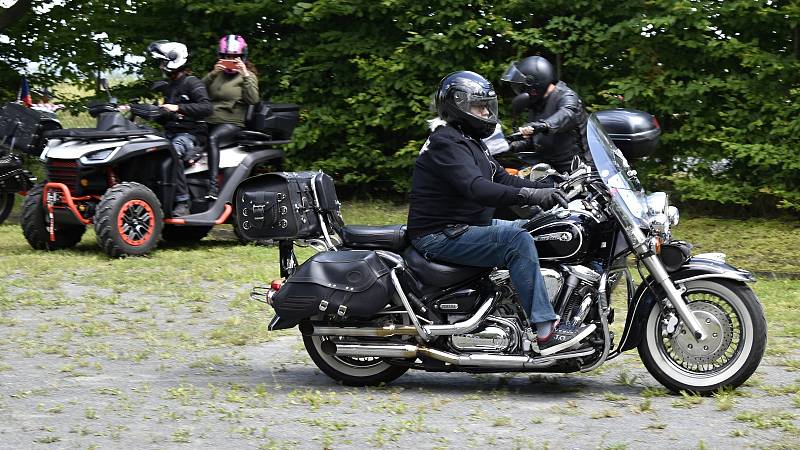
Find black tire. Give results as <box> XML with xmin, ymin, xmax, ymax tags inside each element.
<box><xmin>161</xmin><ymin>224</ymin><xmax>212</xmax><ymax>243</ymax></box>
<box><xmin>638</xmin><ymin>279</ymin><xmax>767</xmax><ymax>394</ymax></box>
<box><xmin>20</xmin><ymin>182</ymin><xmax>86</xmax><ymax>250</ymax></box>
<box><xmin>302</xmin><ymin>334</ymin><xmax>409</xmax><ymax>386</ymax></box>
<box><xmin>94</xmin><ymin>182</ymin><xmax>163</xmax><ymax>258</ymax></box>
<box><xmin>0</xmin><ymin>191</ymin><xmax>14</xmax><ymax>224</ymax></box>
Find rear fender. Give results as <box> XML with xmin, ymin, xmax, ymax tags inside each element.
<box><xmin>617</xmin><ymin>255</ymin><xmax>754</xmax><ymax>352</ymax></box>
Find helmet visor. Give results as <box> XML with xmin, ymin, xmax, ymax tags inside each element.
<box><xmin>453</xmin><ymin>91</ymin><xmax>499</xmax><ymax>123</ymax></box>
<box><xmin>501</xmin><ymin>62</ymin><xmax>527</xmax><ymax>95</ymax></box>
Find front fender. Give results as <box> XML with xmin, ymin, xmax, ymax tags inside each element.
<box><xmin>617</xmin><ymin>255</ymin><xmax>754</xmax><ymax>352</ymax></box>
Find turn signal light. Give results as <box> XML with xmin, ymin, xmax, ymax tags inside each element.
<box><xmin>270</xmin><ymin>279</ymin><xmax>283</xmax><ymax>291</ymax></box>
<box><xmin>80</xmin><ymin>178</ymin><xmax>89</xmax><ymax>187</ymax></box>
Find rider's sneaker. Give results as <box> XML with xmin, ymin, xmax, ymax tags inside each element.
<box><xmin>171</xmin><ymin>202</ymin><xmax>191</xmax><ymax>217</ymax></box>
<box><xmin>205</xmin><ymin>182</ymin><xmax>219</xmax><ymax>201</ymax></box>
<box><xmin>537</xmin><ymin>321</ymin><xmax>597</xmax><ymax>356</ymax></box>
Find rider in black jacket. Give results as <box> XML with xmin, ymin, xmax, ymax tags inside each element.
<box><xmin>501</xmin><ymin>56</ymin><xmax>588</xmax><ymax>173</ymax></box>
<box><xmin>408</xmin><ymin>71</ymin><xmax>595</xmax><ymax>356</ymax></box>
<box><xmin>148</xmin><ymin>40</ymin><xmax>213</xmax><ymax>216</ymax></box>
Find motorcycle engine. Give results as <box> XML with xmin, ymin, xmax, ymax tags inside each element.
<box><xmin>449</xmin><ymin>317</ymin><xmax>519</xmax><ymax>353</ymax></box>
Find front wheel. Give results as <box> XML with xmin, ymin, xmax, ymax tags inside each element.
<box><xmin>94</xmin><ymin>182</ymin><xmax>163</xmax><ymax>257</ymax></box>
<box><xmin>638</xmin><ymin>279</ymin><xmax>767</xmax><ymax>394</ymax></box>
<box><xmin>303</xmin><ymin>334</ymin><xmax>409</xmax><ymax>386</ymax></box>
<box><xmin>21</xmin><ymin>182</ymin><xmax>86</xmax><ymax>250</ymax></box>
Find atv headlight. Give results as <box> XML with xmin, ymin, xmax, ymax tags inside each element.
<box><xmin>80</xmin><ymin>147</ymin><xmax>118</xmax><ymax>164</ymax></box>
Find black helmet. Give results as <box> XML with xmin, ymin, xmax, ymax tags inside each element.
<box><xmin>436</xmin><ymin>71</ymin><xmax>499</xmax><ymax>139</ymax></box>
<box><xmin>501</xmin><ymin>56</ymin><xmax>557</xmax><ymax>104</ymax></box>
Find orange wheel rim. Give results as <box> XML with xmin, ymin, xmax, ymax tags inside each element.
<box><xmin>117</xmin><ymin>199</ymin><xmax>155</xmax><ymax>246</ymax></box>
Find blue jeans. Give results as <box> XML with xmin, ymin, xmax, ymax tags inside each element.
<box><xmin>170</xmin><ymin>133</ymin><xmax>197</xmax><ymax>203</ymax></box>
<box><xmin>411</xmin><ymin>219</ymin><xmax>556</xmax><ymax>324</ymax></box>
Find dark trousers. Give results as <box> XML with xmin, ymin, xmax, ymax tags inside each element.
<box><xmin>207</xmin><ymin>123</ymin><xmax>242</xmax><ymax>187</ymax></box>
<box><xmin>169</xmin><ymin>133</ymin><xmax>199</xmax><ymax>203</ymax></box>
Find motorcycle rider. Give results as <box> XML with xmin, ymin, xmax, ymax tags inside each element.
<box><xmin>148</xmin><ymin>40</ymin><xmax>213</xmax><ymax>216</ymax></box>
<box><xmin>202</xmin><ymin>34</ymin><xmax>260</xmax><ymax>200</ymax></box>
<box><xmin>501</xmin><ymin>56</ymin><xmax>589</xmax><ymax>173</ymax></box>
<box><xmin>407</xmin><ymin>71</ymin><xmax>596</xmax><ymax>356</ymax></box>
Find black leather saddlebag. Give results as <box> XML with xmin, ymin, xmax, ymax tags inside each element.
<box><xmin>272</xmin><ymin>250</ymin><xmax>393</xmax><ymax>324</ymax></box>
<box><xmin>235</xmin><ymin>171</ymin><xmax>341</xmax><ymax>241</ymax></box>
<box><xmin>0</xmin><ymin>103</ymin><xmax>60</xmax><ymax>155</ymax></box>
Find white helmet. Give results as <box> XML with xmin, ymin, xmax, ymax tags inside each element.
<box><xmin>147</xmin><ymin>40</ymin><xmax>189</xmax><ymax>73</ymax></box>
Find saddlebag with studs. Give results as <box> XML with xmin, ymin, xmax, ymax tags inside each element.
<box><xmin>234</xmin><ymin>171</ymin><xmax>341</xmax><ymax>241</ymax></box>
<box><xmin>271</xmin><ymin>250</ymin><xmax>392</xmax><ymax>324</ymax></box>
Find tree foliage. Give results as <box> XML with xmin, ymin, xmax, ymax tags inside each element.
<box><xmin>1</xmin><ymin>0</ymin><xmax>798</xmax><ymax>211</ymax></box>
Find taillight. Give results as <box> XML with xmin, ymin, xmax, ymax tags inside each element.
<box><xmin>266</xmin><ymin>279</ymin><xmax>284</xmax><ymax>303</ymax></box>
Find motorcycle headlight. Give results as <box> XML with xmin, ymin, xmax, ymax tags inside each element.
<box><xmin>80</xmin><ymin>147</ymin><xmax>118</xmax><ymax>164</ymax></box>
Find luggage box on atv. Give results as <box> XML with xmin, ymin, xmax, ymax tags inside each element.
<box><xmin>246</xmin><ymin>103</ymin><xmax>300</xmax><ymax>141</ymax></box>
<box><xmin>595</xmin><ymin>109</ymin><xmax>661</xmax><ymax>159</ymax></box>
<box><xmin>0</xmin><ymin>103</ymin><xmax>60</xmax><ymax>156</ymax></box>
<box><xmin>234</xmin><ymin>171</ymin><xmax>341</xmax><ymax>241</ymax></box>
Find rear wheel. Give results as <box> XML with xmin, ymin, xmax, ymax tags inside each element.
<box><xmin>94</xmin><ymin>182</ymin><xmax>163</xmax><ymax>257</ymax></box>
<box><xmin>638</xmin><ymin>279</ymin><xmax>767</xmax><ymax>394</ymax></box>
<box><xmin>20</xmin><ymin>182</ymin><xmax>85</xmax><ymax>250</ymax></box>
<box><xmin>303</xmin><ymin>334</ymin><xmax>409</xmax><ymax>386</ymax></box>
<box><xmin>161</xmin><ymin>224</ymin><xmax>212</xmax><ymax>243</ymax></box>
<box><xmin>0</xmin><ymin>191</ymin><xmax>14</xmax><ymax>224</ymax></box>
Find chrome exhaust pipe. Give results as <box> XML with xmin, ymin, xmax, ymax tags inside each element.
<box><xmin>326</xmin><ymin>342</ymin><xmax>419</xmax><ymax>358</ymax></box>
<box><xmin>422</xmin><ymin>293</ymin><xmax>496</xmax><ymax>336</ymax></box>
<box><xmin>327</xmin><ymin>342</ymin><xmax>595</xmax><ymax>369</ymax></box>
<box><xmin>301</xmin><ymin>322</ymin><xmax>419</xmax><ymax>337</ymax></box>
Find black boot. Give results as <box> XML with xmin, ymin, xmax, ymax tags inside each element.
<box><xmin>172</xmin><ymin>201</ymin><xmax>190</xmax><ymax>217</ymax></box>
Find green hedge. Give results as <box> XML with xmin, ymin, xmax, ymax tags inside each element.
<box><xmin>3</xmin><ymin>0</ymin><xmax>798</xmax><ymax>211</ymax></box>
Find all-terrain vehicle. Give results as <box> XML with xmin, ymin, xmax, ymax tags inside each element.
<box><xmin>20</xmin><ymin>97</ymin><xmax>298</xmax><ymax>257</ymax></box>
<box><xmin>0</xmin><ymin>102</ymin><xmax>62</xmax><ymax>224</ymax></box>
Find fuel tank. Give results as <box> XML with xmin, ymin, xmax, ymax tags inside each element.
<box><xmin>526</xmin><ymin>210</ymin><xmax>604</xmax><ymax>263</ymax></box>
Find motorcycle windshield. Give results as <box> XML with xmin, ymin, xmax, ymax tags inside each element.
<box><xmin>587</xmin><ymin>115</ymin><xmax>649</xmax><ymax>229</ymax></box>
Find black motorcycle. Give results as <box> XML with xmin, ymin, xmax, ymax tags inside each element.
<box><xmin>0</xmin><ymin>103</ymin><xmax>62</xmax><ymax>224</ymax></box>
<box><xmin>239</xmin><ymin>114</ymin><xmax>766</xmax><ymax>393</ymax></box>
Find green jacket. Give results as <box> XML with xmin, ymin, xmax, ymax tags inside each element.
<box><xmin>202</xmin><ymin>71</ymin><xmax>260</xmax><ymax>127</ymax></box>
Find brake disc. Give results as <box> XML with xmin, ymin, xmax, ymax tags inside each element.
<box><xmin>667</xmin><ymin>301</ymin><xmax>734</xmax><ymax>366</ymax></box>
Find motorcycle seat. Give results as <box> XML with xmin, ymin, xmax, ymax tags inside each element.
<box><xmin>341</xmin><ymin>224</ymin><xmax>407</xmax><ymax>252</ymax></box>
<box><xmin>218</xmin><ymin>130</ymin><xmax>290</xmax><ymax>150</ymax></box>
<box><xmin>402</xmin><ymin>246</ymin><xmax>489</xmax><ymax>288</ymax></box>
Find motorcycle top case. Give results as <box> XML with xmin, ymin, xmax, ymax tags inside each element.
<box><xmin>234</xmin><ymin>171</ymin><xmax>341</xmax><ymax>241</ymax></box>
<box><xmin>595</xmin><ymin>109</ymin><xmax>661</xmax><ymax>159</ymax></box>
<box><xmin>272</xmin><ymin>250</ymin><xmax>392</xmax><ymax>324</ymax></box>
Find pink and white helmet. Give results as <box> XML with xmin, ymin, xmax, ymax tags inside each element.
<box><xmin>218</xmin><ymin>35</ymin><xmax>248</xmax><ymax>60</ymax></box>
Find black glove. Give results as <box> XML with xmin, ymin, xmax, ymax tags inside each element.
<box><xmin>524</xmin><ymin>121</ymin><xmax>549</xmax><ymax>133</ymax></box>
<box><xmin>518</xmin><ymin>187</ymin><xmax>569</xmax><ymax>210</ymax></box>
<box><xmin>509</xmin><ymin>140</ymin><xmax>530</xmax><ymax>152</ymax></box>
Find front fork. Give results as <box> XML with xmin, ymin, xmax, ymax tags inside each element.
<box><xmin>640</xmin><ymin>254</ymin><xmax>707</xmax><ymax>341</ymax></box>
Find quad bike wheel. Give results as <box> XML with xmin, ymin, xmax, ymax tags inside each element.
<box><xmin>0</xmin><ymin>191</ymin><xmax>14</xmax><ymax>225</ymax></box>
<box><xmin>21</xmin><ymin>182</ymin><xmax>86</xmax><ymax>250</ymax></box>
<box><xmin>161</xmin><ymin>224</ymin><xmax>212</xmax><ymax>243</ymax></box>
<box><xmin>94</xmin><ymin>182</ymin><xmax>163</xmax><ymax>257</ymax></box>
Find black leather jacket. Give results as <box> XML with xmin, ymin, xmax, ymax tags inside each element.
<box><xmin>518</xmin><ymin>81</ymin><xmax>588</xmax><ymax>172</ymax></box>
<box><xmin>159</xmin><ymin>73</ymin><xmax>213</xmax><ymax>136</ymax></box>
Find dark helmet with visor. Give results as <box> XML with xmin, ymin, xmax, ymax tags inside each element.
<box><xmin>436</xmin><ymin>71</ymin><xmax>499</xmax><ymax>139</ymax></box>
<box><xmin>501</xmin><ymin>56</ymin><xmax>557</xmax><ymax>104</ymax></box>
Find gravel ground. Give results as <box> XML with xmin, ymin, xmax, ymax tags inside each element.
<box><xmin>0</xmin><ymin>279</ymin><xmax>798</xmax><ymax>450</ymax></box>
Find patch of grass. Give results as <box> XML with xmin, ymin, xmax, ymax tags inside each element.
<box><xmin>591</xmin><ymin>409</ymin><xmax>620</xmax><ymax>419</ymax></box>
<box><xmin>713</xmin><ymin>388</ymin><xmax>737</xmax><ymax>411</ymax></box>
<box><xmin>286</xmin><ymin>389</ymin><xmax>340</xmax><ymax>411</ymax></box>
<box><xmin>492</xmin><ymin>416</ymin><xmax>512</xmax><ymax>427</ymax></box>
<box><xmin>613</xmin><ymin>370</ymin><xmax>639</xmax><ymax>387</ymax></box>
<box><xmin>641</xmin><ymin>387</ymin><xmax>670</xmax><ymax>398</ymax></box>
<box><xmin>735</xmin><ymin>410</ymin><xmax>798</xmax><ymax>433</ymax></box>
<box><xmin>672</xmin><ymin>391</ymin><xmax>704</xmax><ymax>409</ymax></box>
<box><xmin>602</xmin><ymin>391</ymin><xmax>627</xmax><ymax>402</ymax></box>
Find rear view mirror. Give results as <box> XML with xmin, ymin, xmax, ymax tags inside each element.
<box><xmin>511</xmin><ymin>93</ymin><xmax>530</xmax><ymax>118</ymax></box>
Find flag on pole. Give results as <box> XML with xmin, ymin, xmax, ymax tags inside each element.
<box><xmin>19</xmin><ymin>77</ymin><xmax>33</xmax><ymax>107</ymax></box>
